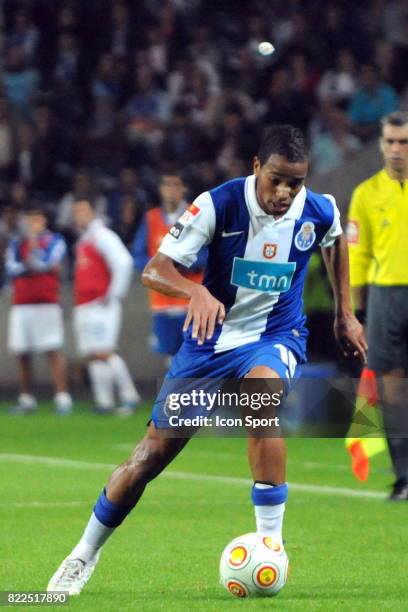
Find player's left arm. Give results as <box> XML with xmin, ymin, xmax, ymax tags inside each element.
<box><xmin>321</xmin><ymin>234</ymin><xmax>367</xmax><ymax>363</ymax></box>
<box><xmin>319</xmin><ymin>195</ymin><xmax>367</xmax><ymax>363</ymax></box>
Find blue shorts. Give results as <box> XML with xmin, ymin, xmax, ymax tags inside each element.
<box><xmin>152</xmin><ymin>313</ymin><xmax>185</xmax><ymax>355</ymax></box>
<box><xmin>151</xmin><ymin>336</ymin><xmax>300</xmax><ymax>428</ymax></box>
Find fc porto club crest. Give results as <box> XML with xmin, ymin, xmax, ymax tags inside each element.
<box><xmin>294</xmin><ymin>221</ymin><xmax>316</xmax><ymax>251</ymax></box>
<box><xmin>263</xmin><ymin>243</ymin><xmax>277</xmax><ymax>259</ymax></box>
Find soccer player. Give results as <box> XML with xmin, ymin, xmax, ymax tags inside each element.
<box><xmin>133</xmin><ymin>171</ymin><xmax>206</xmax><ymax>361</ymax></box>
<box><xmin>48</xmin><ymin>125</ymin><xmax>366</xmax><ymax>594</ymax></box>
<box><xmin>347</xmin><ymin>111</ymin><xmax>408</xmax><ymax>500</ymax></box>
<box><xmin>72</xmin><ymin>199</ymin><xmax>141</xmax><ymax>414</ymax></box>
<box><xmin>6</xmin><ymin>203</ymin><xmax>73</xmax><ymax>414</ymax></box>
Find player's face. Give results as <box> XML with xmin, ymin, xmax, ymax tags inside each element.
<box><xmin>253</xmin><ymin>154</ymin><xmax>308</xmax><ymax>216</ymax></box>
<box><xmin>380</xmin><ymin>124</ymin><xmax>408</xmax><ymax>174</ymax></box>
<box><xmin>73</xmin><ymin>200</ymin><xmax>95</xmax><ymax>229</ymax></box>
<box><xmin>159</xmin><ymin>176</ymin><xmax>186</xmax><ymax>208</ymax></box>
<box><xmin>24</xmin><ymin>212</ymin><xmax>46</xmax><ymax>236</ymax></box>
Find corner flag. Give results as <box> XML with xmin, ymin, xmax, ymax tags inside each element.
<box><xmin>345</xmin><ymin>368</ymin><xmax>386</xmax><ymax>481</ymax></box>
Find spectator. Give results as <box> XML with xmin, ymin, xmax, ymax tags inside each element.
<box><xmin>374</xmin><ymin>40</ymin><xmax>401</xmax><ymax>94</ymax></box>
<box><xmin>107</xmin><ymin>166</ymin><xmax>146</xmax><ymax>232</ymax></box>
<box><xmin>188</xmin><ymin>25</ymin><xmax>221</xmax><ymax>90</ymax></box>
<box><xmin>161</xmin><ymin>102</ymin><xmax>202</xmax><ymax>167</ymax></box>
<box><xmin>228</xmin><ymin>48</ymin><xmax>261</xmax><ymax>99</ymax></box>
<box><xmin>54</xmin><ymin>32</ymin><xmax>80</xmax><ymax>86</ymax></box>
<box><xmin>109</xmin><ymin>1</ymin><xmax>133</xmax><ymax>59</ymax></box>
<box><xmin>181</xmin><ymin>66</ymin><xmax>218</xmax><ymax>128</ymax></box>
<box><xmin>263</xmin><ymin>66</ymin><xmax>312</xmax><ymax>132</ymax></box>
<box><xmin>348</xmin><ymin>63</ymin><xmax>399</xmax><ymax>141</ymax></box>
<box><xmin>114</xmin><ymin>194</ymin><xmax>144</xmax><ymax>248</ymax></box>
<box><xmin>317</xmin><ymin>48</ymin><xmax>357</xmax><ymax>110</ymax></box>
<box><xmin>145</xmin><ymin>25</ymin><xmax>169</xmax><ymax>78</ymax></box>
<box><xmin>9</xmin><ymin>180</ymin><xmax>30</xmax><ymax>212</ymax></box>
<box><xmin>57</xmin><ymin>170</ymin><xmax>108</xmax><ymax>249</ymax></box>
<box><xmin>91</xmin><ymin>54</ymin><xmax>123</xmax><ymax>103</ymax></box>
<box><xmin>214</xmin><ymin>104</ymin><xmax>255</xmax><ymax>174</ymax></box>
<box><xmin>2</xmin><ymin>46</ymin><xmax>40</xmax><ymax>118</ymax></box>
<box><xmin>319</xmin><ymin>3</ymin><xmax>369</xmax><ymax>60</ymax></box>
<box><xmin>0</xmin><ymin>96</ymin><xmax>14</xmax><ymax>179</ymax></box>
<box><xmin>392</xmin><ymin>17</ymin><xmax>408</xmax><ymax>104</ymax></box>
<box><xmin>310</xmin><ymin>104</ymin><xmax>361</xmax><ymax>174</ymax></box>
<box><xmin>83</xmin><ymin>97</ymin><xmax>123</xmax><ymax>178</ymax></box>
<box><xmin>9</xmin><ymin>122</ymin><xmax>38</xmax><ymax>187</ymax></box>
<box><xmin>57</xmin><ymin>3</ymin><xmax>78</xmax><ymax>33</ymax></box>
<box><xmin>86</xmin><ymin>98</ymin><xmax>119</xmax><ymax>140</ymax></box>
<box><xmin>7</xmin><ymin>9</ymin><xmax>40</xmax><ymax>61</ymax></box>
<box><xmin>289</xmin><ymin>50</ymin><xmax>320</xmax><ymax>98</ymax></box>
<box><xmin>123</xmin><ymin>64</ymin><xmax>169</xmax><ymax>163</ymax></box>
<box><xmin>207</xmin><ymin>75</ymin><xmax>257</xmax><ymax>127</ymax></box>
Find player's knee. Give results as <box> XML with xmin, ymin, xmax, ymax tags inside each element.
<box><xmin>245</xmin><ymin>365</ymin><xmax>280</xmax><ymax>379</ymax></box>
<box><xmin>241</xmin><ymin>368</ymin><xmax>284</xmax><ymax>402</ymax></box>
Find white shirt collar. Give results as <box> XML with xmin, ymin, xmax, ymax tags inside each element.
<box><xmin>245</xmin><ymin>175</ymin><xmax>306</xmax><ymax>221</ymax></box>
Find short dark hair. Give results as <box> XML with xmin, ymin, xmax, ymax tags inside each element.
<box><xmin>381</xmin><ymin>111</ymin><xmax>408</xmax><ymax>129</ymax></box>
<box><xmin>258</xmin><ymin>125</ymin><xmax>309</xmax><ymax>165</ymax></box>
<box><xmin>23</xmin><ymin>199</ymin><xmax>48</xmax><ymax>218</ymax></box>
<box><xmin>159</xmin><ymin>165</ymin><xmax>186</xmax><ymax>183</ymax></box>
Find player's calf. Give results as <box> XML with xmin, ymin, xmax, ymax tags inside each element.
<box><xmin>107</xmin><ymin>429</ymin><xmax>187</xmax><ymax>504</ymax></box>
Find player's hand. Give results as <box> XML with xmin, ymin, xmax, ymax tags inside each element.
<box><xmin>183</xmin><ymin>285</ymin><xmax>225</xmax><ymax>345</ymax></box>
<box><xmin>334</xmin><ymin>313</ymin><xmax>367</xmax><ymax>364</ymax></box>
<box><xmin>26</xmin><ymin>255</ymin><xmax>46</xmax><ymax>272</ymax></box>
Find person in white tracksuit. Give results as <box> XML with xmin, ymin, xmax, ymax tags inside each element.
<box><xmin>73</xmin><ymin>199</ymin><xmax>141</xmax><ymax>414</ymax></box>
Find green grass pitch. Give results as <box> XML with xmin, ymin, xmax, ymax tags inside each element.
<box><xmin>0</xmin><ymin>402</ymin><xmax>406</xmax><ymax>611</ymax></box>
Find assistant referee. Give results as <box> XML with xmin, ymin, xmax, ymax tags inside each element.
<box><xmin>348</xmin><ymin>111</ymin><xmax>408</xmax><ymax>500</ymax></box>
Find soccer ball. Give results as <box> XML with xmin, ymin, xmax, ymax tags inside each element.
<box><xmin>219</xmin><ymin>532</ymin><xmax>289</xmax><ymax>598</ymax></box>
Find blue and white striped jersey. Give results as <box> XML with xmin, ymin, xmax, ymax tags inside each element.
<box><xmin>159</xmin><ymin>175</ymin><xmax>341</xmax><ymax>360</ymax></box>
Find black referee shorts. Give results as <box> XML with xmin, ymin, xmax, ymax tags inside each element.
<box><xmin>367</xmin><ymin>285</ymin><xmax>408</xmax><ymax>374</ymax></box>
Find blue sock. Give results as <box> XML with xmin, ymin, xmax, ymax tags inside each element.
<box><xmin>251</xmin><ymin>482</ymin><xmax>288</xmax><ymax>542</ymax></box>
<box><xmin>93</xmin><ymin>488</ymin><xmax>135</xmax><ymax>528</ymax></box>
<box><xmin>251</xmin><ymin>482</ymin><xmax>288</xmax><ymax>505</ymax></box>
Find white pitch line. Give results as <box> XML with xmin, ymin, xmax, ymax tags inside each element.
<box><xmin>0</xmin><ymin>453</ymin><xmax>386</xmax><ymax>500</ymax></box>
<box><xmin>113</xmin><ymin>444</ymin><xmax>382</xmax><ymax>474</ymax></box>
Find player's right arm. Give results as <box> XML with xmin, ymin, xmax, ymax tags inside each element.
<box><xmin>142</xmin><ymin>253</ymin><xmax>224</xmax><ymax>344</ymax></box>
<box><xmin>346</xmin><ymin>184</ymin><xmax>373</xmax><ymax>316</ymax></box>
<box><xmin>142</xmin><ymin>193</ymin><xmax>225</xmax><ymax>345</ymax></box>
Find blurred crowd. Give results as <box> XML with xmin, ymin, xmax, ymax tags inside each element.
<box><xmin>0</xmin><ymin>0</ymin><xmax>407</xmax><ymax>265</ymax></box>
